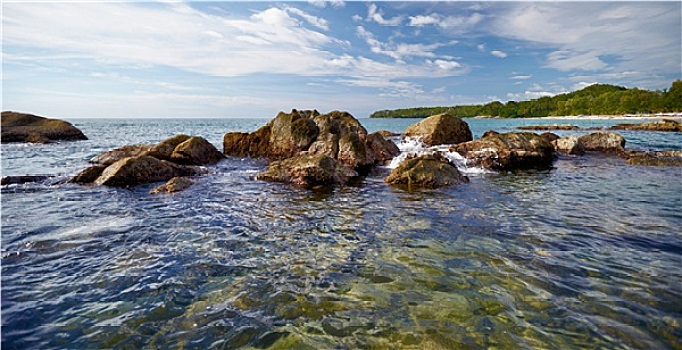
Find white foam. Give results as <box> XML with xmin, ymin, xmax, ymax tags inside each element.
<box><xmin>388</xmin><ymin>137</ymin><xmax>490</xmax><ymax>175</ymax></box>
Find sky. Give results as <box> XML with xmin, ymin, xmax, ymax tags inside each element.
<box><xmin>2</xmin><ymin>1</ymin><xmax>681</xmax><ymax>119</ymax></box>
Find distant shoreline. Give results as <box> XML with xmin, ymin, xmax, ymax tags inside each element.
<box><xmin>472</xmin><ymin>113</ymin><xmax>682</xmax><ymax>121</ymax></box>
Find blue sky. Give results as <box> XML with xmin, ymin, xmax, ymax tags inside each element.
<box><xmin>3</xmin><ymin>1</ymin><xmax>680</xmax><ymax>119</ymax></box>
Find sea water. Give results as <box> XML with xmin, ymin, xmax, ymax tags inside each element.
<box><xmin>2</xmin><ymin>118</ymin><xmax>681</xmax><ymax>349</ymax></box>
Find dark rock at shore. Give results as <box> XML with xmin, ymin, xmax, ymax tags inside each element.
<box><xmin>256</xmin><ymin>153</ymin><xmax>358</xmax><ymax>189</ymax></box>
<box><xmin>621</xmin><ymin>150</ymin><xmax>682</xmax><ymax>166</ymax></box>
<box><xmin>366</xmin><ymin>132</ymin><xmax>401</xmax><ymax>165</ymax></box>
<box><xmin>150</xmin><ymin>176</ymin><xmax>195</xmax><ymax>194</ymax></box>
<box><xmin>578</xmin><ymin>132</ymin><xmax>625</xmax><ymax>153</ymax></box>
<box><xmin>268</xmin><ymin>110</ymin><xmax>320</xmax><ymax>159</ymax></box>
<box><xmin>517</xmin><ymin>125</ymin><xmax>579</xmax><ymax>131</ymax></box>
<box><xmin>70</xmin><ymin>165</ymin><xmax>108</xmax><ymax>184</ymax></box>
<box><xmin>540</xmin><ymin>132</ymin><xmax>560</xmax><ymax>144</ymax></box>
<box><xmin>1</xmin><ymin>175</ymin><xmax>51</xmax><ymax>185</ymax></box>
<box><xmin>403</xmin><ymin>113</ymin><xmax>472</xmax><ymax>146</ymax></box>
<box><xmin>2</xmin><ymin>111</ymin><xmax>88</xmax><ymax>143</ymax></box>
<box><xmin>376</xmin><ymin>130</ymin><xmax>399</xmax><ymax>138</ymax></box>
<box><xmin>609</xmin><ymin>119</ymin><xmax>682</xmax><ymax>132</ymax></box>
<box><xmin>452</xmin><ymin>132</ymin><xmax>555</xmax><ymax>170</ymax></box>
<box><xmin>384</xmin><ymin>153</ymin><xmax>468</xmax><ymax>189</ymax></box>
<box><xmin>147</xmin><ymin>134</ymin><xmax>191</xmax><ymax>161</ymax></box>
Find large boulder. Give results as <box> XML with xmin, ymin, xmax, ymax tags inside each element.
<box><xmin>223</xmin><ymin>125</ymin><xmax>271</xmax><ymax>158</ymax></box>
<box><xmin>385</xmin><ymin>154</ymin><xmax>469</xmax><ymax>189</ymax></box>
<box><xmin>256</xmin><ymin>153</ymin><xmax>358</xmax><ymax>189</ymax></box>
<box><xmin>313</xmin><ymin>110</ymin><xmax>367</xmax><ymax>137</ymax></box>
<box><xmin>93</xmin><ymin>156</ymin><xmax>198</xmax><ymax>187</ymax></box>
<box><xmin>552</xmin><ymin>136</ymin><xmax>585</xmax><ymax>156</ymax></box>
<box><xmin>365</xmin><ymin>132</ymin><xmax>400</xmax><ymax>165</ymax></box>
<box><xmin>147</xmin><ymin>134</ymin><xmax>191</xmax><ymax>161</ymax></box>
<box><xmin>267</xmin><ymin>110</ymin><xmax>319</xmax><ymax>159</ymax></box>
<box><xmin>403</xmin><ymin>113</ymin><xmax>472</xmax><ymax>146</ymax></box>
<box><xmin>337</xmin><ymin>132</ymin><xmax>374</xmax><ymax>171</ymax></box>
<box><xmin>90</xmin><ymin>145</ymin><xmax>154</xmax><ymax>165</ymax></box>
<box><xmin>610</xmin><ymin>119</ymin><xmax>682</xmax><ymax>132</ymax></box>
<box><xmin>578</xmin><ymin>132</ymin><xmax>625</xmax><ymax>153</ymax></box>
<box><xmin>170</xmin><ymin>136</ymin><xmax>224</xmax><ymax>165</ymax></box>
<box><xmin>452</xmin><ymin>132</ymin><xmax>555</xmax><ymax>170</ymax></box>
<box><xmin>1</xmin><ymin>111</ymin><xmax>87</xmax><ymax>143</ymax></box>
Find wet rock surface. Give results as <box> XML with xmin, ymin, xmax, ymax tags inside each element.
<box><xmin>2</xmin><ymin>111</ymin><xmax>87</xmax><ymax>143</ymax></box>
<box><xmin>384</xmin><ymin>153</ymin><xmax>469</xmax><ymax>189</ymax></box>
<box><xmin>452</xmin><ymin>132</ymin><xmax>555</xmax><ymax>170</ymax></box>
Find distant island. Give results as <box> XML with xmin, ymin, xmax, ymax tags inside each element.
<box><xmin>370</xmin><ymin>80</ymin><xmax>682</xmax><ymax>119</ymax></box>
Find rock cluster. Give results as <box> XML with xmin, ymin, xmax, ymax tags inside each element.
<box><xmin>224</xmin><ymin>109</ymin><xmax>399</xmax><ymax>189</ymax></box>
<box><xmin>71</xmin><ymin>134</ymin><xmax>222</xmax><ymax>189</ymax></box>
<box><xmin>1</xmin><ymin>111</ymin><xmax>87</xmax><ymax>143</ymax></box>
<box><xmin>384</xmin><ymin>154</ymin><xmax>468</xmax><ymax>189</ymax></box>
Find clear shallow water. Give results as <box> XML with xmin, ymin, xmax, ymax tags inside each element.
<box><xmin>2</xmin><ymin>118</ymin><xmax>681</xmax><ymax>349</ymax></box>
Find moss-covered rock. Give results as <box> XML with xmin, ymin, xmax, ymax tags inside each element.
<box><xmin>256</xmin><ymin>153</ymin><xmax>358</xmax><ymax>189</ymax></box>
<box><xmin>1</xmin><ymin>111</ymin><xmax>87</xmax><ymax>143</ymax></box>
<box><xmin>385</xmin><ymin>153</ymin><xmax>469</xmax><ymax>189</ymax></box>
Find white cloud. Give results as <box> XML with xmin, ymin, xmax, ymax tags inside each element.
<box><xmin>408</xmin><ymin>13</ymin><xmax>484</xmax><ymax>31</ymax></box>
<box><xmin>477</xmin><ymin>44</ymin><xmax>486</xmax><ymax>52</ymax></box>
<box><xmin>367</xmin><ymin>4</ymin><xmax>404</xmax><ymax>26</ymax></box>
<box><xmin>285</xmin><ymin>7</ymin><xmax>330</xmax><ymax>31</ymax></box>
<box><xmin>352</xmin><ymin>14</ymin><xmax>363</xmax><ymax>22</ymax></box>
<box><xmin>491</xmin><ymin>50</ymin><xmax>507</xmax><ymax>58</ymax></box>
<box><xmin>492</xmin><ymin>2</ymin><xmax>681</xmax><ymax>79</ymax></box>
<box><xmin>356</xmin><ymin>26</ymin><xmax>457</xmax><ymax>62</ymax></box>
<box><xmin>308</xmin><ymin>0</ymin><xmax>345</xmax><ymax>9</ymax></box>
<box><xmin>511</xmin><ymin>75</ymin><xmax>531</xmax><ymax>80</ymax></box>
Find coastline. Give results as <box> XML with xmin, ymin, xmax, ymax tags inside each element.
<box><xmin>473</xmin><ymin>113</ymin><xmax>682</xmax><ymax>121</ymax></box>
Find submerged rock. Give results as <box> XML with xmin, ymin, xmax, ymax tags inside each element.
<box><xmin>578</xmin><ymin>132</ymin><xmax>626</xmax><ymax>153</ymax></box>
<box><xmin>552</xmin><ymin>136</ymin><xmax>585</xmax><ymax>156</ymax></box>
<box><xmin>1</xmin><ymin>175</ymin><xmax>50</xmax><ymax>185</ymax></box>
<box><xmin>452</xmin><ymin>132</ymin><xmax>554</xmax><ymax>170</ymax></box>
<box><xmin>150</xmin><ymin>176</ymin><xmax>195</xmax><ymax>194</ymax></box>
<box><xmin>517</xmin><ymin>125</ymin><xmax>579</xmax><ymax>131</ymax></box>
<box><xmin>1</xmin><ymin>111</ymin><xmax>87</xmax><ymax>143</ymax></box>
<box><xmin>257</xmin><ymin>153</ymin><xmax>358</xmax><ymax>189</ymax></box>
<box><xmin>403</xmin><ymin>113</ymin><xmax>473</xmax><ymax>146</ymax></box>
<box><xmin>610</xmin><ymin>119</ymin><xmax>682</xmax><ymax>132</ymax></box>
<box><xmin>385</xmin><ymin>153</ymin><xmax>468</xmax><ymax>189</ymax></box>
<box><xmin>622</xmin><ymin>150</ymin><xmax>682</xmax><ymax>166</ymax></box>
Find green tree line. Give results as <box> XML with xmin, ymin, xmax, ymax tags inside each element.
<box><xmin>370</xmin><ymin>80</ymin><xmax>682</xmax><ymax>118</ymax></box>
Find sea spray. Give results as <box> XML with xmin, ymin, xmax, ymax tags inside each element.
<box><xmin>388</xmin><ymin>136</ymin><xmax>490</xmax><ymax>174</ymax></box>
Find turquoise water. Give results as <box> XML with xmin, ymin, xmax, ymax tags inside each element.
<box><xmin>2</xmin><ymin>118</ymin><xmax>681</xmax><ymax>349</ymax></box>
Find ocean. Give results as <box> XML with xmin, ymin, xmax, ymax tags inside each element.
<box><xmin>2</xmin><ymin>117</ymin><xmax>681</xmax><ymax>349</ymax></box>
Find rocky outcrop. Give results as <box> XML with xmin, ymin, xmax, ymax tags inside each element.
<box><xmin>452</xmin><ymin>132</ymin><xmax>555</xmax><ymax>170</ymax></box>
<box><xmin>540</xmin><ymin>132</ymin><xmax>560</xmax><ymax>144</ymax></box>
<box><xmin>256</xmin><ymin>153</ymin><xmax>358</xmax><ymax>189</ymax></box>
<box><xmin>517</xmin><ymin>125</ymin><xmax>579</xmax><ymax>131</ymax></box>
<box><xmin>170</xmin><ymin>136</ymin><xmax>225</xmax><ymax>165</ymax></box>
<box><xmin>403</xmin><ymin>113</ymin><xmax>472</xmax><ymax>146</ymax></box>
<box><xmin>365</xmin><ymin>132</ymin><xmax>400</xmax><ymax>165</ymax></box>
<box><xmin>73</xmin><ymin>134</ymin><xmax>220</xmax><ymax>188</ymax></box>
<box><xmin>224</xmin><ymin>110</ymin><xmax>399</xmax><ymax>186</ymax></box>
<box><xmin>150</xmin><ymin>177</ymin><xmax>195</xmax><ymax>194</ymax></box>
<box><xmin>377</xmin><ymin>130</ymin><xmax>399</xmax><ymax>138</ymax></box>
<box><xmin>621</xmin><ymin>150</ymin><xmax>682</xmax><ymax>167</ymax></box>
<box><xmin>578</xmin><ymin>132</ymin><xmax>625</xmax><ymax>153</ymax></box>
<box><xmin>610</xmin><ymin>119</ymin><xmax>682</xmax><ymax>132</ymax></box>
<box><xmin>552</xmin><ymin>136</ymin><xmax>585</xmax><ymax>156</ymax></box>
<box><xmin>93</xmin><ymin>156</ymin><xmax>198</xmax><ymax>187</ymax></box>
<box><xmin>1</xmin><ymin>111</ymin><xmax>87</xmax><ymax>143</ymax></box>
<box><xmin>384</xmin><ymin>154</ymin><xmax>468</xmax><ymax>189</ymax></box>
<box><xmin>90</xmin><ymin>145</ymin><xmax>154</xmax><ymax>166</ymax></box>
